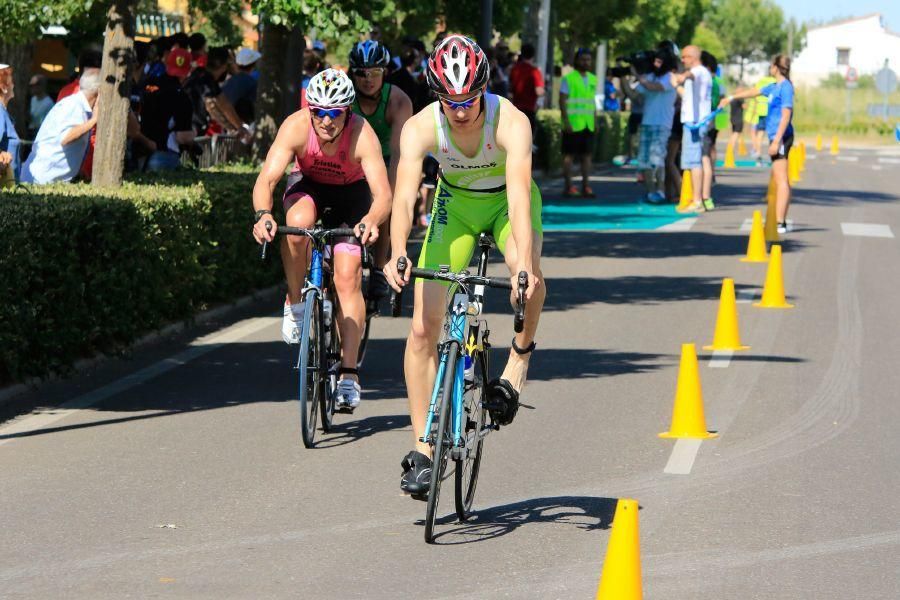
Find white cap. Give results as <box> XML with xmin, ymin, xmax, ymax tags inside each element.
<box><xmin>235</xmin><ymin>48</ymin><xmax>262</xmax><ymax>66</ymax></box>
<box><xmin>0</xmin><ymin>64</ymin><xmax>9</xmax><ymax>70</ymax></box>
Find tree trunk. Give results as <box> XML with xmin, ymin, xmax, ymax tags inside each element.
<box><xmin>93</xmin><ymin>0</ymin><xmax>135</xmax><ymax>188</ymax></box>
<box><xmin>254</xmin><ymin>21</ymin><xmax>290</xmax><ymax>161</ymax></box>
<box><xmin>0</xmin><ymin>41</ymin><xmax>33</xmax><ymax>138</ymax></box>
<box><xmin>281</xmin><ymin>29</ymin><xmax>305</xmax><ymax>120</ymax></box>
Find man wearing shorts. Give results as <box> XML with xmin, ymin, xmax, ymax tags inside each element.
<box><xmin>252</xmin><ymin>69</ymin><xmax>392</xmax><ymax>410</ymax></box>
<box><xmin>383</xmin><ymin>35</ymin><xmax>545</xmax><ymax>496</ymax></box>
<box><xmin>560</xmin><ymin>49</ymin><xmax>598</xmax><ymax>197</ymax></box>
<box><xmin>673</xmin><ymin>45</ymin><xmax>712</xmax><ymax>213</ymax></box>
<box><xmin>624</xmin><ymin>57</ymin><xmax>677</xmax><ymax>203</ymax></box>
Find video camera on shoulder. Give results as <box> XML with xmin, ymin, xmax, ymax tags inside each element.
<box><xmin>609</xmin><ymin>40</ymin><xmax>679</xmax><ymax>78</ymax></box>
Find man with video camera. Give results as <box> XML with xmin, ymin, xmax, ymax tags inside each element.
<box><xmin>620</xmin><ymin>42</ymin><xmax>679</xmax><ymax>204</ymax></box>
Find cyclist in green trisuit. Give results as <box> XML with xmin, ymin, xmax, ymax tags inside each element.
<box><xmin>383</xmin><ymin>35</ymin><xmax>546</xmax><ymax>496</ymax></box>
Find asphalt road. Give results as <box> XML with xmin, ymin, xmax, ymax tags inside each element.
<box><xmin>2</xmin><ymin>143</ymin><xmax>900</xmax><ymax>599</ymax></box>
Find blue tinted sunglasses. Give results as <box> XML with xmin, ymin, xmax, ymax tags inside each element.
<box><xmin>310</xmin><ymin>106</ymin><xmax>348</xmax><ymax>119</ymax></box>
<box><xmin>439</xmin><ymin>93</ymin><xmax>481</xmax><ymax>111</ymax></box>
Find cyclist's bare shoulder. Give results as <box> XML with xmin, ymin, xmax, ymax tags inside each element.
<box><xmin>276</xmin><ymin>108</ymin><xmax>311</xmax><ymax>154</ymax></box>
<box><xmin>400</xmin><ymin>104</ymin><xmax>438</xmax><ymax>158</ymax></box>
<box><xmin>495</xmin><ymin>98</ymin><xmax>532</xmax><ymax>153</ymax></box>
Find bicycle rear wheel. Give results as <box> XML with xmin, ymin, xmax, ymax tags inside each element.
<box><xmin>425</xmin><ymin>345</ymin><xmax>458</xmax><ymax>544</ymax></box>
<box><xmin>320</xmin><ymin>307</ymin><xmax>338</xmax><ymax>433</ymax></box>
<box><xmin>298</xmin><ymin>291</ymin><xmax>323</xmax><ymax>448</ymax></box>
<box><xmin>455</xmin><ymin>348</ymin><xmax>488</xmax><ymax>521</ymax></box>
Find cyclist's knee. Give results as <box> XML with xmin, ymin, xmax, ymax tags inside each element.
<box><xmin>333</xmin><ymin>264</ymin><xmax>362</xmax><ymax>295</ymax></box>
<box><xmin>409</xmin><ymin>313</ymin><xmax>442</xmax><ymax>347</ymax></box>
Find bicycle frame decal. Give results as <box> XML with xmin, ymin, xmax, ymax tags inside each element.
<box><xmin>308</xmin><ymin>248</ymin><xmax>324</xmax><ymax>288</ymax></box>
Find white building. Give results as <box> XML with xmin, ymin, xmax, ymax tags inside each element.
<box><xmin>793</xmin><ymin>13</ymin><xmax>900</xmax><ymax>85</ymax></box>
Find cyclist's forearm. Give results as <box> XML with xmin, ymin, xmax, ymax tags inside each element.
<box><xmin>390</xmin><ymin>194</ymin><xmax>416</xmax><ymax>256</ymax></box>
<box><xmin>508</xmin><ymin>197</ymin><xmax>533</xmax><ymax>270</ymax></box>
<box><xmin>252</xmin><ymin>176</ymin><xmax>277</xmax><ymax>212</ymax></box>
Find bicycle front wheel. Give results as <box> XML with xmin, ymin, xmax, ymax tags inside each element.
<box><xmin>455</xmin><ymin>348</ymin><xmax>488</xmax><ymax>521</ymax></box>
<box><xmin>425</xmin><ymin>345</ymin><xmax>458</xmax><ymax>544</ymax></box>
<box><xmin>298</xmin><ymin>291</ymin><xmax>323</xmax><ymax>448</ymax></box>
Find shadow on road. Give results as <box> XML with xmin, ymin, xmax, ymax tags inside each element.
<box><xmin>547</xmin><ymin>275</ymin><xmax>726</xmax><ymax>311</ymax></box>
<box><xmin>424</xmin><ymin>495</ymin><xmax>618</xmax><ymax>545</ymax></box>
<box><xmin>313</xmin><ymin>414</ymin><xmax>410</xmax><ymax>449</ymax></box>
<box><xmin>527</xmin><ymin>348</ymin><xmax>667</xmax><ymax>381</ymax></box>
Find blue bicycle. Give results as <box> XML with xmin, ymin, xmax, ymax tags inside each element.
<box><xmin>397</xmin><ymin>234</ymin><xmax>527</xmax><ymax>543</ymax></box>
<box><xmin>262</xmin><ymin>223</ymin><xmax>370</xmax><ymax>448</ymax></box>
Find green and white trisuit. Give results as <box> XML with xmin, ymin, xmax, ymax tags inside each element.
<box><xmin>418</xmin><ymin>93</ymin><xmax>543</xmax><ymax>272</ymax></box>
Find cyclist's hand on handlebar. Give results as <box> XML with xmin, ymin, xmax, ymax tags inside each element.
<box><xmin>355</xmin><ymin>218</ymin><xmax>378</xmax><ymax>245</ymax></box>
<box><xmin>511</xmin><ymin>269</ymin><xmax>540</xmax><ymax>302</ymax></box>
<box><xmin>253</xmin><ymin>214</ymin><xmax>277</xmax><ymax>244</ymax></box>
<box><xmin>384</xmin><ymin>254</ymin><xmax>411</xmax><ymax>292</ymax></box>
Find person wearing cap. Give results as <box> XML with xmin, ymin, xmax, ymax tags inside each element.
<box><xmin>222</xmin><ymin>48</ymin><xmax>261</xmax><ymax>125</ymax></box>
<box><xmin>21</xmin><ymin>69</ymin><xmax>100</xmax><ymax>184</ymax></box>
<box><xmin>28</xmin><ymin>74</ymin><xmax>54</xmax><ymax>138</ymax></box>
<box><xmin>0</xmin><ymin>64</ymin><xmax>21</xmax><ymax>187</ymax></box>
<box><xmin>139</xmin><ymin>47</ymin><xmax>196</xmax><ymax>171</ymax></box>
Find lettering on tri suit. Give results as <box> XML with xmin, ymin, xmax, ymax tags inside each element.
<box><xmin>447</xmin><ymin>162</ymin><xmax>498</xmax><ymax>170</ymax></box>
<box><xmin>310</xmin><ymin>154</ymin><xmax>349</xmax><ymax>182</ymax></box>
<box><xmin>427</xmin><ymin>186</ymin><xmax>452</xmax><ymax>244</ymax></box>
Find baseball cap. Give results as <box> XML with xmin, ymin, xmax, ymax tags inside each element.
<box><xmin>235</xmin><ymin>48</ymin><xmax>262</xmax><ymax>66</ymax></box>
<box><xmin>166</xmin><ymin>48</ymin><xmax>192</xmax><ymax>78</ymax></box>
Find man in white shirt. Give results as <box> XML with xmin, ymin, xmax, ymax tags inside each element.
<box><xmin>21</xmin><ymin>69</ymin><xmax>100</xmax><ymax>185</ymax></box>
<box><xmin>672</xmin><ymin>45</ymin><xmax>711</xmax><ymax>212</ymax></box>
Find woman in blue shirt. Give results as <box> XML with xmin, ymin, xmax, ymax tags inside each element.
<box><xmin>0</xmin><ymin>64</ymin><xmax>21</xmax><ymax>188</ymax></box>
<box><xmin>721</xmin><ymin>55</ymin><xmax>794</xmax><ymax>234</ymax></box>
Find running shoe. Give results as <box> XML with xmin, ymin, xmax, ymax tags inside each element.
<box><xmin>777</xmin><ymin>222</ymin><xmax>788</xmax><ymax>234</ymax></box>
<box><xmin>335</xmin><ymin>378</ymin><xmax>361</xmax><ymax>409</ymax></box>
<box><xmin>703</xmin><ymin>198</ymin><xmax>716</xmax><ymax>211</ymax></box>
<box><xmin>281</xmin><ymin>302</ymin><xmax>305</xmax><ymax>345</ymax></box>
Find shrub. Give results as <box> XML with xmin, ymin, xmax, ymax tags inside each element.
<box><xmin>534</xmin><ymin>110</ymin><xmax>629</xmax><ymax>175</ymax></box>
<box><xmin>0</xmin><ymin>167</ymin><xmax>283</xmax><ymax>384</ymax></box>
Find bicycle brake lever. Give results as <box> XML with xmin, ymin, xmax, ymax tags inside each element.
<box><xmin>261</xmin><ymin>220</ymin><xmax>273</xmax><ymax>261</ymax></box>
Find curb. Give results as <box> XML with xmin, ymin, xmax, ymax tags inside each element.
<box><xmin>0</xmin><ymin>284</ymin><xmax>282</xmax><ymax>410</ymax></box>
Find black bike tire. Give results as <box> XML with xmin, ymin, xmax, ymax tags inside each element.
<box><xmin>298</xmin><ymin>291</ymin><xmax>321</xmax><ymax>448</ymax></box>
<box><xmin>320</xmin><ymin>294</ymin><xmax>339</xmax><ymax>432</ymax></box>
<box><xmin>425</xmin><ymin>344</ymin><xmax>458</xmax><ymax>544</ymax></box>
<box><xmin>455</xmin><ymin>348</ymin><xmax>487</xmax><ymax>521</ymax></box>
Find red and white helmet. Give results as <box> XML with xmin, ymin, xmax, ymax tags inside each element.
<box><xmin>426</xmin><ymin>34</ymin><xmax>489</xmax><ymax>96</ymax></box>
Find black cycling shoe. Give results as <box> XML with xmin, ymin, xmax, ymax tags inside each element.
<box><xmin>400</xmin><ymin>451</ymin><xmax>432</xmax><ymax>500</ymax></box>
<box><xmin>484</xmin><ymin>378</ymin><xmax>520</xmax><ymax>426</ymax></box>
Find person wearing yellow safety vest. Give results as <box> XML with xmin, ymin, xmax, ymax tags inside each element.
<box><xmin>559</xmin><ymin>49</ymin><xmax>598</xmax><ymax>198</ymax></box>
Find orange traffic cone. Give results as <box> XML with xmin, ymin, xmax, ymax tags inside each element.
<box><xmin>595</xmin><ymin>499</ymin><xmax>642</xmax><ymax>600</ymax></box>
<box><xmin>676</xmin><ymin>170</ymin><xmax>694</xmax><ymax>211</ymax></box>
<box><xmin>738</xmin><ymin>135</ymin><xmax>748</xmax><ymax>157</ymax></box>
<box><xmin>724</xmin><ymin>143</ymin><xmax>737</xmax><ymax>169</ymax></box>
<box><xmin>659</xmin><ymin>344</ymin><xmax>718</xmax><ymax>440</ymax></box>
<box><xmin>741</xmin><ymin>210</ymin><xmax>768</xmax><ymax>263</ymax></box>
<box><xmin>754</xmin><ymin>244</ymin><xmax>794</xmax><ymax>309</ymax></box>
<box><xmin>704</xmin><ymin>278</ymin><xmax>750</xmax><ymax>351</ymax></box>
<box><xmin>764</xmin><ymin>175</ymin><xmax>780</xmax><ymax>243</ymax></box>
<box><xmin>815</xmin><ymin>134</ymin><xmax>823</xmax><ymax>151</ymax></box>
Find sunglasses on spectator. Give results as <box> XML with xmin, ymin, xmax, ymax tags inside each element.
<box><xmin>310</xmin><ymin>106</ymin><xmax>348</xmax><ymax>120</ymax></box>
<box><xmin>352</xmin><ymin>68</ymin><xmax>385</xmax><ymax>80</ymax></box>
<box><xmin>438</xmin><ymin>93</ymin><xmax>481</xmax><ymax>111</ymax></box>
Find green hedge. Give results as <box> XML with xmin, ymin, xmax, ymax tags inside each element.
<box><xmin>535</xmin><ymin>110</ymin><xmax>630</xmax><ymax>175</ymax></box>
<box><xmin>0</xmin><ymin>165</ymin><xmax>283</xmax><ymax>384</ymax></box>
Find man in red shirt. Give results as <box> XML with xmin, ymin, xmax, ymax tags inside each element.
<box><xmin>508</xmin><ymin>43</ymin><xmax>545</xmax><ymax>134</ymax></box>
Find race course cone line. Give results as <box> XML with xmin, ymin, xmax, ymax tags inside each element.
<box><xmin>677</xmin><ymin>170</ymin><xmax>694</xmax><ymax>210</ymax></box>
<box><xmin>659</xmin><ymin>344</ymin><xmax>718</xmax><ymax>440</ymax></box>
<box><xmin>815</xmin><ymin>134</ymin><xmax>823</xmax><ymax>151</ymax></box>
<box><xmin>754</xmin><ymin>244</ymin><xmax>794</xmax><ymax>309</ymax></box>
<box><xmin>724</xmin><ymin>143</ymin><xmax>737</xmax><ymax>168</ymax></box>
<box><xmin>830</xmin><ymin>135</ymin><xmax>839</xmax><ymax>156</ymax></box>
<box><xmin>738</xmin><ymin>135</ymin><xmax>748</xmax><ymax>156</ymax></box>
<box><xmin>595</xmin><ymin>499</ymin><xmax>642</xmax><ymax>600</ymax></box>
<box><xmin>704</xmin><ymin>278</ymin><xmax>750</xmax><ymax>351</ymax></box>
<box><xmin>741</xmin><ymin>210</ymin><xmax>768</xmax><ymax>263</ymax></box>
<box><xmin>799</xmin><ymin>142</ymin><xmax>807</xmax><ymax>172</ymax></box>
<box><xmin>788</xmin><ymin>148</ymin><xmax>801</xmax><ymax>185</ymax></box>
<box><xmin>764</xmin><ymin>175</ymin><xmax>780</xmax><ymax>243</ymax></box>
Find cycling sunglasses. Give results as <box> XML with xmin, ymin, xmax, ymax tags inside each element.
<box><xmin>438</xmin><ymin>92</ymin><xmax>481</xmax><ymax>111</ymax></box>
<box><xmin>310</xmin><ymin>106</ymin><xmax>348</xmax><ymax>120</ymax></box>
<box><xmin>352</xmin><ymin>68</ymin><xmax>385</xmax><ymax>80</ymax></box>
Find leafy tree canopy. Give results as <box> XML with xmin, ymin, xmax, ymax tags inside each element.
<box><xmin>706</xmin><ymin>0</ymin><xmax>786</xmax><ymax>66</ymax></box>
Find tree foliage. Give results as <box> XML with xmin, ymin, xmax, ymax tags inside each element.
<box><xmin>706</xmin><ymin>0</ymin><xmax>786</xmax><ymax>66</ymax></box>
<box><xmin>0</xmin><ymin>1</ymin><xmax>95</xmax><ymax>43</ymax></box>
<box><xmin>691</xmin><ymin>23</ymin><xmax>725</xmax><ymax>61</ymax></box>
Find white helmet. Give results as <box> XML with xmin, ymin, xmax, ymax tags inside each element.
<box><xmin>306</xmin><ymin>68</ymin><xmax>355</xmax><ymax>108</ymax></box>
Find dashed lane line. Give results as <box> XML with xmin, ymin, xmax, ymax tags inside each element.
<box><xmin>657</xmin><ymin>217</ymin><xmax>697</xmax><ymax>232</ymax></box>
<box><xmin>840</xmin><ymin>223</ymin><xmax>895</xmax><ymax>238</ymax></box>
<box><xmin>709</xmin><ymin>350</ymin><xmax>734</xmax><ymax>368</ymax></box>
<box><xmin>0</xmin><ymin>316</ymin><xmax>279</xmax><ymax>447</ymax></box>
<box><xmin>878</xmin><ymin>157</ymin><xmax>900</xmax><ymax>164</ymax></box>
<box><xmin>836</xmin><ymin>156</ymin><xmax>859</xmax><ymax>162</ymax></box>
<box><xmin>664</xmin><ymin>438</ymin><xmax>704</xmax><ymax>475</ymax></box>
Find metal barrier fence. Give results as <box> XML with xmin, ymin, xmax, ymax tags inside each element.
<box><xmin>186</xmin><ymin>134</ymin><xmax>248</xmax><ymax>169</ymax></box>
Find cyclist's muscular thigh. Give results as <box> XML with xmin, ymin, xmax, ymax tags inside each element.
<box><xmin>282</xmin><ymin>197</ymin><xmax>317</xmax><ymax>303</ymax></box>
<box><xmin>405</xmin><ymin>280</ymin><xmax>447</xmax><ymax>455</ymax></box>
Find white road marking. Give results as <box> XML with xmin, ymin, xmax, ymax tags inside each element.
<box><xmin>872</xmin><ymin>165</ymin><xmax>883</xmax><ymax>171</ymax></box>
<box><xmin>736</xmin><ymin>289</ymin><xmax>758</xmax><ymax>304</ymax></box>
<box><xmin>840</xmin><ymin>223</ymin><xmax>895</xmax><ymax>238</ymax></box>
<box><xmin>709</xmin><ymin>350</ymin><xmax>734</xmax><ymax>368</ymax></box>
<box><xmin>664</xmin><ymin>438</ymin><xmax>704</xmax><ymax>474</ymax></box>
<box><xmin>878</xmin><ymin>157</ymin><xmax>900</xmax><ymax>164</ymax></box>
<box><xmin>740</xmin><ymin>218</ymin><xmax>752</xmax><ymax>232</ymax></box>
<box><xmin>0</xmin><ymin>317</ymin><xmax>279</xmax><ymax>446</ymax></box>
<box><xmin>806</xmin><ymin>154</ymin><xmax>817</xmax><ymax>160</ymax></box>
<box><xmin>657</xmin><ymin>217</ymin><xmax>697</xmax><ymax>232</ymax></box>
<box><xmin>836</xmin><ymin>156</ymin><xmax>859</xmax><ymax>162</ymax></box>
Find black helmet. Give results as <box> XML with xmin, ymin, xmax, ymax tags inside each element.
<box><xmin>348</xmin><ymin>40</ymin><xmax>391</xmax><ymax>69</ymax></box>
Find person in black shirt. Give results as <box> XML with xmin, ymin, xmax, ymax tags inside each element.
<box><xmin>182</xmin><ymin>46</ymin><xmax>249</xmax><ymax>139</ymax></box>
<box><xmin>140</xmin><ymin>47</ymin><xmax>196</xmax><ymax>171</ymax></box>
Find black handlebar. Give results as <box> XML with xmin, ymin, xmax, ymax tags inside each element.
<box><xmin>260</xmin><ymin>221</ymin><xmax>363</xmax><ymax>260</ymax></box>
<box><xmin>395</xmin><ymin>257</ymin><xmax>527</xmax><ymax>330</ymax></box>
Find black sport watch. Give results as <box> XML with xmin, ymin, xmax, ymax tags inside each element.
<box><xmin>254</xmin><ymin>209</ymin><xmax>272</xmax><ymax>223</ymax></box>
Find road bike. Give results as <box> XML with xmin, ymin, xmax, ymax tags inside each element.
<box><xmin>396</xmin><ymin>234</ymin><xmax>527</xmax><ymax>543</ymax></box>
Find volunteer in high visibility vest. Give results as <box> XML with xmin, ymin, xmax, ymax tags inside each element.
<box><xmin>559</xmin><ymin>48</ymin><xmax>598</xmax><ymax>198</ymax></box>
